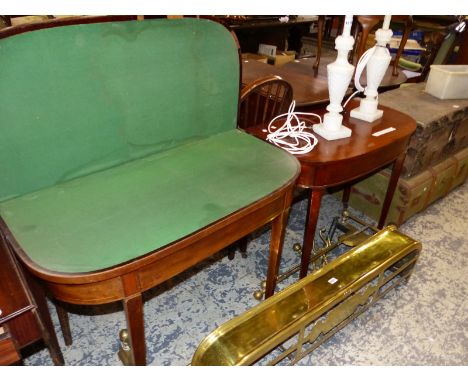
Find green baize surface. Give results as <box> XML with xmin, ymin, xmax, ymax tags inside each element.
<box><xmin>0</xmin><ymin>18</ymin><xmax>299</xmax><ymax>274</ymax></box>
<box><xmin>0</xmin><ymin>131</ymin><xmax>298</xmax><ymax>273</ymax></box>
<box><xmin>0</xmin><ymin>18</ymin><xmax>241</xmax><ymax>201</ymax></box>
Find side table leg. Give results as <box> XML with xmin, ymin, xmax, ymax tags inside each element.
<box><xmin>379</xmin><ymin>153</ymin><xmax>406</xmax><ymax>229</ymax></box>
<box><xmin>342</xmin><ymin>185</ymin><xmax>352</xmax><ymax>210</ymax></box>
<box><xmin>300</xmin><ymin>188</ymin><xmax>325</xmax><ymax>279</ymax></box>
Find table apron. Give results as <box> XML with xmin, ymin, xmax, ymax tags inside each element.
<box><xmin>37</xmin><ymin>192</ymin><xmax>288</xmax><ymax>306</ymax></box>
<box><xmin>297</xmin><ymin>139</ymin><xmax>409</xmax><ymax>188</ymax></box>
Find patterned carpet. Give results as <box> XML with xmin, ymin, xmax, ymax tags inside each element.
<box><xmin>23</xmin><ymin>182</ymin><xmax>467</xmax><ymax>366</ymax></box>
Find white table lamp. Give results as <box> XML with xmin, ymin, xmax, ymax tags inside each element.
<box><xmin>313</xmin><ymin>15</ymin><xmax>355</xmax><ymax>140</ymax></box>
<box><xmin>350</xmin><ymin>15</ymin><xmax>393</xmax><ymax>122</ymax></box>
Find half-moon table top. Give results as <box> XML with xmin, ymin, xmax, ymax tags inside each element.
<box><xmin>243</xmin><ymin>99</ymin><xmax>417</xmax><ymax>189</ymax></box>
<box><xmin>242</xmin><ymin>58</ymin><xmax>332</xmax><ymax>108</ymax></box>
<box><xmin>283</xmin><ymin>56</ymin><xmax>408</xmax><ymax>90</ymax></box>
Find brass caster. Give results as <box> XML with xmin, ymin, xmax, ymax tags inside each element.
<box><xmin>293</xmin><ymin>243</ymin><xmax>302</xmax><ymax>254</ymax></box>
<box><xmin>119</xmin><ymin>329</ymin><xmax>130</xmax><ymax>350</ymax></box>
<box><xmin>253</xmin><ymin>280</ymin><xmax>267</xmax><ymax>301</ymax></box>
<box><xmin>118</xmin><ymin>329</ymin><xmax>134</xmax><ymax>366</ymax></box>
<box><xmin>253</xmin><ymin>290</ymin><xmax>265</xmax><ymax>301</ymax></box>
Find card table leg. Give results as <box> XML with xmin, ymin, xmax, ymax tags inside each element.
<box><xmin>55</xmin><ymin>302</ymin><xmax>73</xmax><ymax>346</ymax></box>
<box><xmin>264</xmin><ymin>188</ymin><xmax>295</xmax><ymax>298</ymax></box>
<box><xmin>300</xmin><ymin>188</ymin><xmax>325</xmax><ymax>279</ymax></box>
<box><xmin>122</xmin><ymin>292</ymin><xmax>146</xmax><ymax>366</ymax></box>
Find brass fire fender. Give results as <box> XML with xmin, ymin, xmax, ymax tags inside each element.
<box><xmin>191</xmin><ymin>225</ymin><xmax>421</xmax><ymax>366</ymax></box>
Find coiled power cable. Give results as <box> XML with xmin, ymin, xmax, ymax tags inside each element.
<box><xmin>264</xmin><ymin>101</ymin><xmax>320</xmax><ymax>155</ymax></box>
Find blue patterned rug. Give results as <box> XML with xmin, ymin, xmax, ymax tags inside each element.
<box><xmin>23</xmin><ymin>182</ymin><xmax>467</xmax><ymax>366</ymax></box>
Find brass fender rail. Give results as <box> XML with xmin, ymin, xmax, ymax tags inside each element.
<box><xmin>191</xmin><ymin>225</ymin><xmax>421</xmax><ymax>366</ymax></box>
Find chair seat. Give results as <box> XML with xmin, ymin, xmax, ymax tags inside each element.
<box><xmin>0</xmin><ymin>130</ymin><xmax>299</xmax><ymax>273</ymax></box>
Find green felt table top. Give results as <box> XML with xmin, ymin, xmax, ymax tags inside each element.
<box><xmin>0</xmin><ymin>18</ymin><xmax>239</xmax><ymax>201</ymax></box>
<box><xmin>0</xmin><ymin>131</ymin><xmax>299</xmax><ymax>274</ymax></box>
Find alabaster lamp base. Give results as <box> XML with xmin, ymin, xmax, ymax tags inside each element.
<box><xmin>350</xmin><ymin>99</ymin><xmax>384</xmax><ymax>122</ymax></box>
<box><xmin>312</xmin><ymin>112</ymin><xmax>352</xmax><ymax>140</ymax></box>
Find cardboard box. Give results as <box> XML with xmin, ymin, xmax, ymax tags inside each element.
<box><xmin>425</xmin><ymin>65</ymin><xmax>468</xmax><ymax>100</ymax></box>
<box><xmin>258</xmin><ymin>43</ymin><xmax>277</xmax><ymax>58</ymax></box>
<box><xmin>257</xmin><ymin>43</ymin><xmax>296</xmax><ymax>67</ymax></box>
<box><xmin>273</xmin><ymin>50</ymin><xmax>296</xmax><ymax>67</ymax></box>
<box><xmin>241</xmin><ymin>53</ymin><xmax>268</xmax><ymax>64</ymax></box>
<box><xmin>10</xmin><ymin>16</ymin><xmax>50</xmax><ymax>26</ymax></box>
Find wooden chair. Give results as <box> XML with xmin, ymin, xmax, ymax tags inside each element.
<box><xmin>277</xmin><ymin>15</ymin><xmax>411</xmax><ymax>107</ymax></box>
<box><xmin>310</xmin><ymin>15</ymin><xmax>325</xmax><ymax>77</ymax></box>
<box><xmin>238</xmin><ymin>75</ymin><xmax>294</xmax><ymax>131</ymax></box>
<box><xmin>309</xmin><ymin>15</ymin><xmax>412</xmax><ymax>91</ymax></box>
<box><xmin>352</xmin><ymin>15</ymin><xmax>413</xmax><ymax>78</ymax></box>
<box><xmin>226</xmin><ymin>75</ymin><xmax>294</xmax><ymax>260</ymax></box>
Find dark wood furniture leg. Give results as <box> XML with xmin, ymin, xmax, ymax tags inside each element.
<box><xmin>299</xmin><ymin>188</ymin><xmax>325</xmax><ymax>279</ymax></box>
<box><xmin>1</xmin><ymin>234</ymin><xmax>64</xmax><ymax>365</ymax></box>
<box><xmin>342</xmin><ymin>185</ymin><xmax>352</xmax><ymax>210</ymax></box>
<box><xmin>313</xmin><ymin>16</ymin><xmax>324</xmax><ymax>76</ymax></box>
<box><xmin>264</xmin><ymin>189</ymin><xmax>295</xmax><ymax>298</ymax></box>
<box><xmin>123</xmin><ymin>293</ymin><xmax>145</xmax><ymax>366</ymax></box>
<box><xmin>122</xmin><ymin>272</ymin><xmax>146</xmax><ymax>366</ymax></box>
<box><xmin>378</xmin><ymin>153</ymin><xmax>406</xmax><ymax>229</ymax></box>
<box><xmin>21</xmin><ymin>270</ymin><xmax>65</xmax><ymax>365</ymax></box>
<box><xmin>227</xmin><ymin>245</ymin><xmax>236</xmax><ymax>260</ymax></box>
<box><xmin>238</xmin><ymin>237</ymin><xmax>248</xmax><ymax>258</ymax></box>
<box><xmin>55</xmin><ymin>303</ymin><xmax>72</xmax><ymax>346</ymax></box>
<box><xmin>30</xmin><ymin>289</ymin><xmax>65</xmax><ymax>365</ymax></box>
<box><xmin>227</xmin><ymin>237</ymin><xmax>248</xmax><ymax>260</ymax></box>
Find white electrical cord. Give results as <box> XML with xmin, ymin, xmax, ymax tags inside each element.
<box><xmin>455</xmin><ymin>20</ymin><xmax>466</xmax><ymax>33</ymax></box>
<box><xmin>342</xmin><ymin>89</ymin><xmax>362</xmax><ymax>109</ymax></box>
<box><xmin>342</xmin><ymin>45</ymin><xmax>377</xmax><ymax>108</ymax></box>
<box><xmin>353</xmin><ymin>46</ymin><xmax>377</xmax><ymax>92</ymax></box>
<box><xmin>264</xmin><ymin>101</ymin><xmax>320</xmax><ymax>155</ymax></box>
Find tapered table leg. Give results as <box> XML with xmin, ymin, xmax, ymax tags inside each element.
<box><xmin>264</xmin><ymin>189</ymin><xmax>294</xmax><ymax>298</ymax></box>
<box><xmin>300</xmin><ymin>188</ymin><xmax>325</xmax><ymax>279</ymax></box>
<box><xmin>342</xmin><ymin>185</ymin><xmax>352</xmax><ymax>211</ymax></box>
<box><xmin>123</xmin><ymin>293</ymin><xmax>146</xmax><ymax>366</ymax></box>
<box><xmin>55</xmin><ymin>302</ymin><xmax>72</xmax><ymax>346</ymax></box>
<box><xmin>378</xmin><ymin>153</ymin><xmax>406</xmax><ymax>229</ymax></box>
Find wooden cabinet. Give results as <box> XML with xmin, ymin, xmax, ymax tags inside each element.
<box><xmin>0</xmin><ymin>331</ymin><xmax>21</xmax><ymax>365</ymax></box>
<box><xmin>222</xmin><ymin>16</ymin><xmax>316</xmax><ymax>54</ymax></box>
<box><xmin>0</xmin><ymin>231</ymin><xmax>64</xmax><ymax>365</ymax></box>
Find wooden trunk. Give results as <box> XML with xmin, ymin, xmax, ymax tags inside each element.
<box><xmin>340</xmin><ymin>147</ymin><xmax>468</xmax><ymax>226</ymax></box>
